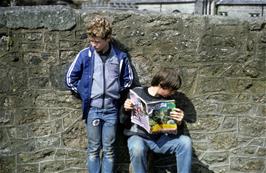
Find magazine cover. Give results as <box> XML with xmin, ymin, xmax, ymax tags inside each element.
<box><xmin>129</xmin><ymin>89</ymin><xmax>178</xmax><ymax>134</ymax></box>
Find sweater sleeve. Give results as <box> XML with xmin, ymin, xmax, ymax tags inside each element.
<box><xmin>173</xmin><ymin>92</ymin><xmax>197</xmax><ymax>123</ymax></box>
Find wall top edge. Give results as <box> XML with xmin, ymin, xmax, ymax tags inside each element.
<box><xmin>0</xmin><ymin>6</ymin><xmax>265</xmax><ymax>30</ymax></box>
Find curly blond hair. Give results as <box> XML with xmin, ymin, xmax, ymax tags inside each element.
<box><xmin>86</xmin><ymin>15</ymin><xmax>112</xmax><ymax>39</ymax></box>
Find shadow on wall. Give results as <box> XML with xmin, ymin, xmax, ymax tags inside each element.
<box><xmin>112</xmin><ymin>38</ymin><xmax>214</xmax><ymax>173</ymax></box>
<box><xmin>111</xmin><ymin>38</ymin><xmax>141</xmax><ymax>88</ymax></box>
<box><xmin>147</xmin><ymin>92</ymin><xmax>214</xmax><ymax>173</ymax></box>
<box><xmin>115</xmin><ymin>91</ymin><xmax>214</xmax><ymax>173</ymax></box>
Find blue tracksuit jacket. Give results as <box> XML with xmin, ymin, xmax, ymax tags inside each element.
<box><xmin>65</xmin><ymin>45</ymin><xmax>134</xmax><ymax>120</ymax></box>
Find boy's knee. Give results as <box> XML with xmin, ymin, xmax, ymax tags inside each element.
<box><xmin>129</xmin><ymin>143</ymin><xmax>146</xmax><ymax>157</ymax></box>
<box><xmin>128</xmin><ymin>136</ymin><xmax>147</xmax><ymax>157</ymax></box>
<box><xmin>179</xmin><ymin>136</ymin><xmax>192</xmax><ymax>152</ymax></box>
<box><xmin>182</xmin><ymin>136</ymin><xmax>192</xmax><ymax>146</ymax></box>
<box><xmin>171</xmin><ymin>135</ymin><xmax>192</xmax><ymax>153</ymax></box>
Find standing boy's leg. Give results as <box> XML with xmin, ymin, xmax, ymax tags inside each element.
<box><xmin>86</xmin><ymin>107</ymin><xmax>102</xmax><ymax>173</ymax></box>
<box><xmin>127</xmin><ymin>135</ymin><xmax>149</xmax><ymax>173</ymax></box>
<box><xmin>102</xmin><ymin>107</ymin><xmax>118</xmax><ymax>173</ymax></box>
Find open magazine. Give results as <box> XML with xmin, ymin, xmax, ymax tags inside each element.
<box><xmin>129</xmin><ymin>89</ymin><xmax>177</xmax><ymax>134</ymax></box>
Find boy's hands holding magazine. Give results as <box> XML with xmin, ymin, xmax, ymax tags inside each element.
<box><xmin>124</xmin><ymin>98</ymin><xmax>184</xmax><ymax>123</ymax></box>
<box><xmin>170</xmin><ymin>108</ymin><xmax>184</xmax><ymax>124</ymax></box>
<box><xmin>124</xmin><ymin>99</ymin><xmax>134</xmax><ymax>111</ymax></box>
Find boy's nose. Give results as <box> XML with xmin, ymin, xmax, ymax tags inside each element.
<box><xmin>91</xmin><ymin>42</ymin><xmax>96</xmax><ymax>48</ymax></box>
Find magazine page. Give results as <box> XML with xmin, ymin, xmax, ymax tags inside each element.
<box><xmin>129</xmin><ymin>89</ymin><xmax>178</xmax><ymax>134</ymax></box>
<box><xmin>148</xmin><ymin>100</ymin><xmax>177</xmax><ymax>134</ymax></box>
<box><xmin>129</xmin><ymin>89</ymin><xmax>151</xmax><ymax>133</ymax></box>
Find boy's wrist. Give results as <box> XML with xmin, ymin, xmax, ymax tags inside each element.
<box><xmin>124</xmin><ymin>108</ymin><xmax>131</xmax><ymax>112</ymax></box>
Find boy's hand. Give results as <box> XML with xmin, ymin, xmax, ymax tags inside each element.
<box><xmin>170</xmin><ymin>108</ymin><xmax>184</xmax><ymax>124</ymax></box>
<box><xmin>124</xmin><ymin>99</ymin><xmax>134</xmax><ymax>111</ymax></box>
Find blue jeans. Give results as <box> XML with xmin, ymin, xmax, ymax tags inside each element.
<box><xmin>86</xmin><ymin>107</ymin><xmax>118</xmax><ymax>173</ymax></box>
<box><xmin>127</xmin><ymin>134</ymin><xmax>192</xmax><ymax>173</ymax></box>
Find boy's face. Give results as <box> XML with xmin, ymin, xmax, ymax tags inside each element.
<box><xmin>89</xmin><ymin>36</ymin><xmax>110</xmax><ymax>53</ymax></box>
<box><xmin>157</xmin><ymin>87</ymin><xmax>176</xmax><ymax>98</ymax></box>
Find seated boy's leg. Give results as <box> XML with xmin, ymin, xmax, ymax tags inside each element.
<box><xmin>155</xmin><ymin>134</ymin><xmax>192</xmax><ymax>173</ymax></box>
<box><xmin>174</xmin><ymin>135</ymin><xmax>192</xmax><ymax>173</ymax></box>
<box><xmin>127</xmin><ymin>135</ymin><xmax>149</xmax><ymax>173</ymax></box>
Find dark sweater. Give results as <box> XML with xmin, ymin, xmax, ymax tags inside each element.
<box><xmin>122</xmin><ymin>87</ymin><xmax>197</xmax><ymax>139</ymax></box>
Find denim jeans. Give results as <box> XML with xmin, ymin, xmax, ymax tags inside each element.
<box><xmin>86</xmin><ymin>107</ymin><xmax>118</xmax><ymax>173</ymax></box>
<box><xmin>127</xmin><ymin>134</ymin><xmax>192</xmax><ymax>173</ymax></box>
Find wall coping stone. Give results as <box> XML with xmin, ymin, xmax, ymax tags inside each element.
<box><xmin>0</xmin><ymin>5</ymin><xmax>76</xmax><ymax>30</ymax></box>
<box><xmin>0</xmin><ymin>5</ymin><xmax>266</xmax><ymax>31</ymax></box>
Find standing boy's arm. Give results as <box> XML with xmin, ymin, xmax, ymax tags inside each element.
<box><xmin>120</xmin><ymin>56</ymin><xmax>134</xmax><ymax>90</ymax></box>
<box><xmin>65</xmin><ymin>53</ymin><xmax>83</xmax><ymax>93</ymax></box>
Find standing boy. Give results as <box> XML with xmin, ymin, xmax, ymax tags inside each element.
<box><xmin>123</xmin><ymin>67</ymin><xmax>195</xmax><ymax>173</ymax></box>
<box><xmin>65</xmin><ymin>15</ymin><xmax>134</xmax><ymax>173</ymax></box>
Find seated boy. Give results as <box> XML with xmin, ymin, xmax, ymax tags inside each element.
<box><xmin>123</xmin><ymin>67</ymin><xmax>195</xmax><ymax>173</ymax></box>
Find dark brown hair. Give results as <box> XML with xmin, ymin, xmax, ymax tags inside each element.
<box><xmin>151</xmin><ymin>67</ymin><xmax>182</xmax><ymax>90</ymax></box>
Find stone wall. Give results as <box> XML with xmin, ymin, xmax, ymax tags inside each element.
<box><xmin>0</xmin><ymin>5</ymin><xmax>265</xmax><ymax>173</ymax></box>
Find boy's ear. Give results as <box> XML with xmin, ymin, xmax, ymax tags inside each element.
<box><xmin>105</xmin><ymin>34</ymin><xmax>111</xmax><ymax>41</ymax></box>
<box><xmin>104</xmin><ymin>37</ymin><xmax>111</xmax><ymax>44</ymax></box>
<box><xmin>158</xmin><ymin>83</ymin><xmax>165</xmax><ymax>89</ymax></box>
<box><xmin>158</xmin><ymin>84</ymin><xmax>165</xmax><ymax>90</ymax></box>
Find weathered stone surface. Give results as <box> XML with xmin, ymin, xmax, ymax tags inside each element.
<box><xmin>188</xmin><ymin>115</ymin><xmax>222</xmax><ymax>131</ymax></box>
<box><xmin>0</xmin><ymin>8</ymin><xmax>265</xmax><ymax>173</ymax></box>
<box><xmin>202</xmin><ymin>152</ymin><xmax>229</xmax><ymax>165</ymax></box>
<box><xmin>14</xmin><ymin>108</ymin><xmax>48</xmax><ymax>125</ymax></box>
<box><xmin>40</xmin><ymin>160</ymin><xmax>65</xmax><ymax>172</ymax></box>
<box><xmin>23</xmin><ymin>52</ymin><xmax>57</xmax><ymax>66</ymax></box>
<box><xmin>50</xmin><ymin>63</ymin><xmax>69</xmax><ymax>90</ymax></box>
<box><xmin>35</xmin><ymin>135</ymin><xmax>61</xmax><ymax>149</ymax></box>
<box><xmin>62</xmin><ymin>121</ymin><xmax>87</xmax><ymax>149</ymax></box>
<box><xmin>17</xmin><ymin>164</ymin><xmax>39</xmax><ymax>173</ymax></box>
<box><xmin>239</xmin><ymin>117</ymin><xmax>266</xmax><ymax>137</ymax></box>
<box><xmin>209</xmin><ymin>133</ymin><xmax>238</xmax><ymax>150</ymax></box>
<box><xmin>1</xmin><ymin>6</ymin><xmax>76</xmax><ymax>30</ymax></box>
<box><xmin>18</xmin><ymin>149</ymin><xmax>56</xmax><ymax>163</ymax></box>
<box><xmin>257</xmin><ymin>147</ymin><xmax>266</xmax><ymax>157</ymax></box>
<box><xmin>0</xmin><ymin>155</ymin><xmax>16</xmax><ymax>173</ymax></box>
<box><xmin>230</xmin><ymin>157</ymin><xmax>265</xmax><ymax>172</ymax></box>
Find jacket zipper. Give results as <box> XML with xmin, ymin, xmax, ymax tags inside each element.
<box><xmin>102</xmin><ymin>62</ymin><xmax>106</xmax><ymax>109</ymax></box>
